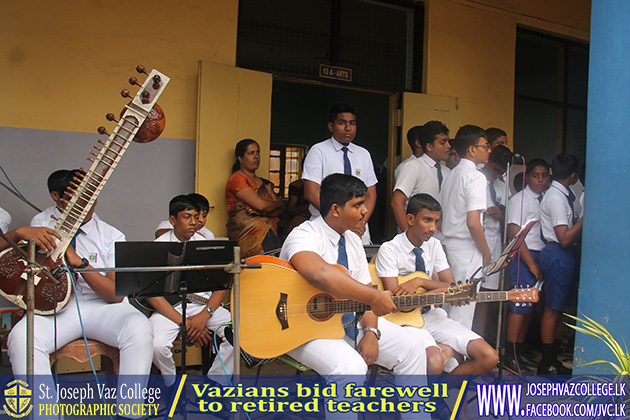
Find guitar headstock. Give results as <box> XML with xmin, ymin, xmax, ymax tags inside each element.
<box><xmin>507</xmin><ymin>287</ymin><xmax>539</xmax><ymax>306</ymax></box>
<box><xmin>443</xmin><ymin>282</ymin><xmax>476</xmax><ymax>306</ymax></box>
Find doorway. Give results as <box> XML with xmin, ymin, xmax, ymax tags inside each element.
<box><xmin>270</xmin><ymin>79</ymin><xmax>392</xmax><ymax>243</ymax></box>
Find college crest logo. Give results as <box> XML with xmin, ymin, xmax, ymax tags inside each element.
<box><xmin>3</xmin><ymin>380</ymin><xmax>33</xmax><ymax>418</ymax></box>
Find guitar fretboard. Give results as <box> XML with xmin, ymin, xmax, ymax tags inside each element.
<box><xmin>475</xmin><ymin>291</ymin><xmax>508</xmax><ymax>302</ymax></box>
<box><xmin>328</xmin><ymin>293</ymin><xmax>446</xmax><ymax>314</ymax></box>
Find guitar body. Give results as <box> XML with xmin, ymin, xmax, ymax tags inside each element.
<box><xmin>0</xmin><ymin>246</ymin><xmax>72</xmax><ymax>315</ymax></box>
<box><xmin>368</xmin><ymin>263</ymin><xmax>428</xmax><ymax>328</ymax></box>
<box><xmin>238</xmin><ymin>256</ymin><xmax>346</xmax><ymax>359</ymax></box>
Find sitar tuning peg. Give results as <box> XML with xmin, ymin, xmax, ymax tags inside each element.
<box><xmin>97</xmin><ymin>126</ymin><xmax>109</xmax><ymax>135</ymax></box>
<box><xmin>121</xmin><ymin>89</ymin><xmax>132</xmax><ymax>99</ymax></box>
<box><xmin>136</xmin><ymin>65</ymin><xmax>149</xmax><ymax>75</ymax></box>
<box><xmin>128</xmin><ymin>77</ymin><xmax>141</xmax><ymax>87</ymax></box>
<box><xmin>106</xmin><ymin>113</ymin><xmax>118</xmax><ymax>123</ymax></box>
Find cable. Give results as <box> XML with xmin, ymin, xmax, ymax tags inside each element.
<box><xmin>63</xmin><ymin>264</ymin><xmax>115</xmax><ymax>420</ymax></box>
<box><xmin>0</xmin><ymin>162</ymin><xmax>27</xmax><ymax>200</ymax></box>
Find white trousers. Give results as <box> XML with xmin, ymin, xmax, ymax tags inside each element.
<box><xmin>287</xmin><ymin>318</ymin><xmax>429</xmax><ymax>420</ymax></box>
<box><xmin>8</xmin><ymin>297</ymin><xmax>153</xmax><ymax>416</ymax></box>
<box><xmin>150</xmin><ymin>304</ymin><xmax>233</xmax><ymax>386</ymax></box>
<box><xmin>442</xmin><ymin>237</ymin><xmax>483</xmax><ymax>329</ymax></box>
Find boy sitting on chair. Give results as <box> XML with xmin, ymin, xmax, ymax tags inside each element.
<box><xmin>148</xmin><ymin>195</ymin><xmax>233</xmax><ymax>386</ymax></box>
<box><xmin>375</xmin><ymin>193</ymin><xmax>498</xmax><ymax>374</ymax></box>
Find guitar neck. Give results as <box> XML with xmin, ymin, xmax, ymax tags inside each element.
<box><xmin>474</xmin><ymin>291</ymin><xmax>508</xmax><ymax>303</ymax></box>
<box><xmin>332</xmin><ymin>293</ymin><xmax>445</xmax><ymax>314</ymax></box>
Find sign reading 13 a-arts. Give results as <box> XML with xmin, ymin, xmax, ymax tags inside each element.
<box><xmin>319</xmin><ymin>65</ymin><xmax>352</xmax><ymax>82</ymax></box>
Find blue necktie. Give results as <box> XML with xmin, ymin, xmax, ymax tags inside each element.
<box><xmin>413</xmin><ymin>247</ymin><xmax>426</xmax><ymax>273</ymax></box>
<box><xmin>568</xmin><ymin>189</ymin><xmax>577</xmax><ymax>224</ymax></box>
<box><xmin>337</xmin><ymin>235</ymin><xmax>348</xmax><ymax>269</ymax></box>
<box><xmin>436</xmin><ymin>162</ymin><xmax>443</xmax><ymax>191</ymax></box>
<box><xmin>342</xmin><ymin>146</ymin><xmax>351</xmax><ymax>175</ymax></box>
<box><xmin>489</xmin><ymin>181</ymin><xmax>505</xmax><ymax>212</ymax></box>
<box><xmin>338</xmin><ymin>235</ymin><xmax>357</xmax><ymax>338</ymax></box>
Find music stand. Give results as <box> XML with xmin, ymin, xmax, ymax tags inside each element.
<box><xmin>115</xmin><ymin>240</ymin><xmax>237</xmax><ymax>373</ymax></box>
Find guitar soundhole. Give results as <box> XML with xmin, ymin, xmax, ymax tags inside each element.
<box><xmin>307</xmin><ymin>294</ymin><xmax>334</xmax><ymax>321</ymax></box>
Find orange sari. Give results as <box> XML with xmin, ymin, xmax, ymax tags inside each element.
<box><xmin>225</xmin><ymin>172</ymin><xmax>279</xmax><ymax>258</ymax></box>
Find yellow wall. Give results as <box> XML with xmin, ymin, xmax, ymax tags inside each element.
<box><xmin>0</xmin><ymin>0</ymin><xmax>238</xmax><ymax>140</ymax></box>
<box><xmin>424</xmin><ymin>0</ymin><xmax>590</xmax><ymax>145</ymax></box>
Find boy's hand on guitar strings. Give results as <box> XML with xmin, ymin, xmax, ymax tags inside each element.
<box><xmin>369</xmin><ymin>290</ymin><xmax>396</xmax><ymax>316</ymax></box>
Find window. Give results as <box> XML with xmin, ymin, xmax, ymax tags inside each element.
<box><xmin>269</xmin><ymin>145</ymin><xmax>307</xmax><ymax>197</ymax></box>
<box><xmin>513</xmin><ymin>29</ymin><xmax>589</xmax><ymax>165</ymax></box>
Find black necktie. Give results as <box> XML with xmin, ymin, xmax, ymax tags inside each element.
<box><xmin>342</xmin><ymin>146</ymin><xmax>351</xmax><ymax>175</ymax></box>
<box><xmin>435</xmin><ymin>162</ymin><xmax>443</xmax><ymax>191</ymax></box>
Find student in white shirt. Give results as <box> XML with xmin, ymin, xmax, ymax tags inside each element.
<box><xmin>155</xmin><ymin>193</ymin><xmax>215</xmax><ymax>239</ymax></box>
<box><xmin>391</xmin><ymin>120</ymin><xmax>452</xmax><ymax>233</ymax></box>
<box><xmin>503</xmin><ymin>158</ymin><xmax>550</xmax><ymax>372</ymax></box>
<box><xmin>377</xmin><ymin>193</ymin><xmax>498</xmax><ymax>375</ymax></box>
<box><xmin>302</xmin><ymin>104</ymin><xmax>378</xmax><ymax>244</ymax></box>
<box><xmin>148</xmin><ymin>195</ymin><xmax>233</xmax><ymax>386</ymax></box>
<box><xmin>537</xmin><ymin>154</ymin><xmax>583</xmax><ymax>375</ymax></box>
<box><xmin>440</xmin><ymin>125</ymin><xmax>491</xmax><ymax>329</ymax></box>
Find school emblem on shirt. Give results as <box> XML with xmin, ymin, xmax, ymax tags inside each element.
<box><xmin>88</xmin><ymin>253</ymin><xmax>98</xmax><ymax>264</ymax></box>
<box><xmin>355</xmin><ymin>169</ymin><xmax>361</xmax><ymax>177</ymax></box>
<box><xmin>3</xmin><ymin>380</ymin><xmax>33</xmax><ymax>418</ymax></box>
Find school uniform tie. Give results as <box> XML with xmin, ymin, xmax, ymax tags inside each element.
<box><xmin>342</xmin><ymin>146</ymin><xmax>352</xmax><ymax>175</ymax></box>
<box><xmin>413</xmin><ymin>246</ymin><xmax>426</xmax><ymax>273</ymax></box>
<box><xmin>435</xmin><ymin>162</ymin><xmax>443</xmax><ymax>191</ymax></box>
<box><xmin>568</xmin><ymin>189</ymin><xmax>577</xmax><ymax>224</ymax></box>
<box><xmin>338</xmin><ymin>234</ymin><xmax>357</xmax><ymax>338</ymax></box>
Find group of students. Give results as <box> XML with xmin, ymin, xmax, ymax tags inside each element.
<box><xmin>0</xmin><ymin>104</ymin><xmax>585</xmax><ymax>416</ymax></box>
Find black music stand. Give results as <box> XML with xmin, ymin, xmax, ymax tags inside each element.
<box><xmin>115</xmin><ymin>240</ymin><xmax>237</xmax><ymax>373</ymax></box>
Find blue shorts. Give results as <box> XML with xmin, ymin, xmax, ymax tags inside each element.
<box><xmin>538</xmin><ymin>242</ymin><xmax>579</xmax><ymax>311</ymax></box>
<box><xmin>509</xmin><ymin>250</ymin><xmax>541</xmax><ymax>314</ymax></box>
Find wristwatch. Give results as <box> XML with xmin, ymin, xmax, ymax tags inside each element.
<box><xmin>363</xmin><ymin>327</ymin><xmax>381</xmax><ymax>340</ymax></box>
<box><xmin>206</xmin><ymin>306</ymin><xmax>215</xmax><ymax>317</ymax></box>
<box><xmin>74</xmin><ymin>258</ymin><xmax>89</xmax><ymax>269</ymax></box>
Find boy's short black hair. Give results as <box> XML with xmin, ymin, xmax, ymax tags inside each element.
<box><xmin>406</xmin><ymin>193</ymin><xmax>442</xmax><ymax>216</ymax></box>
<box><xmin>551</xmin><ymin>154</ymin><xmax>579</xmax><ymax>181</ymax></box>
<box><xmin>406</xmin><ymin>125</ymin><xmax>423</xmax><ymax>149</ymax></box>
<box><xmin>525</xmin><ymin>158</ymin><xmax>550</xmax><ymax>175</ymax></box>
<box><xmin>48</xmin><ymin>169</ymin><xmax>81</xmax><ymax>197</ymax></box>
<box><xmin>420</xmin><ymin>121</ymin><xmax>449</xmax><ymax>152</ymax></box>
<box><xmin>488</xmin><ymin>145</ymin><xmax>513</xmax><ymax>168</ymax></box>
<box><xmin>485</xmin><ymin>127</ymin><xmax>507</xmax><ymax>143</ymax></box>
<box><xmin>320</xmin><ymin>174</ymin><xmax>367</xmax><ymax>218</ymax></box>
<box><xmin>329</xmin><ymin>103</ymin><xmax>356</xmax><ymax>123</ymax></box>
<box><xmin>454</xmin><ymin>125</ymin><xmax>488</xmax><ymax>158</ymax></box>
<box><xmin>188</xmin><ymin>193</ymin><xmax>210</xmax><ymax>212</ymax></box>
<box><xmin>169</xmin><ymin>195</ymin><xmax>200</xmax><ymax>218</ymax></box>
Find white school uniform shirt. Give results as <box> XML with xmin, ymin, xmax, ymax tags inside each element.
<box><xmin>484</xmin><ymin>178</ymin><xmax>507</xmax><ymax>236</ymax></box>
<box><xmin>393</xmin><ymin>153</ymin><xmax>450</xmax><ymax>205</ymax></box>
<box><xmin>155</xmin><ymin>219</ymin><xmax>215</xmax><ymax>239</ymax></box>
<box><xmin>539</xmin><ymin>180</ymin><xmax>575</xmax><ymax>244</ymax></box>
<box><xmin>302</xmin><ymin>137</ymin><xmax>378</xmax><ymax>219</ymax></box>
<box><xmin>441</xmin><ymin>158</ymin><xmax>487</xmax><ymax>239</ymax></box>
<box><xmin>394</xmin><ymin>154</ymin><xmax>420</xmax><ymax>181</ymax></box>
<box><xmin>280</xmin><ymin>216</ymin><xmax>371</xmax><ymax>286</ymax></box>
<box><xmin>31</xmin><ymin>206</ymin><xmax>125</xmax><ymax>301</ymax></box>
<box><xmin>507</xmin><ymin>185</ymin><xmax>545</xmax><ymax>252</ymax></box>
<box><xmin>376</xmin><ymin>232</ymin><xmax>450</xmax><ymax>280</ymax></box>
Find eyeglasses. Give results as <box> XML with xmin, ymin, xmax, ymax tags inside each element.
<box><xmin>473</xmin><ymin>143</ymin><xmax>491</xmax><ymax>151</ymax></box>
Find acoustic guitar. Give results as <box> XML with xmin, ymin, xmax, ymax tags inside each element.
<box><xmin>0</xmin><ymin>66</ymin><xmax>170</xmax><ymax>315</ymax></box>
<box><xmin>237</xmin><ymin>255</ymin><xmax>478</xmax><ymax>359</ymax></box>
<box><xmin>367</xmin><ymin>264</ymin><xmax>539</xmax><ymax>328</ymax></box>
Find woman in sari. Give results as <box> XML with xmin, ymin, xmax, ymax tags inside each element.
<box><xmin>225</xmin><ymin>139</ymin><xmax>285</xmax><ymax>257</ymax></box>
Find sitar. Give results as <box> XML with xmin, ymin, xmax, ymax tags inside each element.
<box><xmin>0</xmin><ymin>66</ymin><xmax>170</xmax><ymax>315</ymax></box>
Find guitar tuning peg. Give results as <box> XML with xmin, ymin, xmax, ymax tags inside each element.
<box><xmin>121</xmin><ymin>89</ymin><xmax>132</xmax><ymax>99</ymax></box>
<box><xmin>97</xmin><ymin>126</ymin><xmax>109</xmax><ymax>135</ymax></box>
<box><xmin>106</xmin><ymin>113</ymin><xmax>118</xmax><ymax>123</ymax></box>
<box><xmin>136</xmin><ymin>65</ymin><xmax>149</xmax><ymax>75</ymax></box>
<box><xmin>128</xmin><ymin>77</ymin><xmax>141</xmax><ymax>87</ymax></box>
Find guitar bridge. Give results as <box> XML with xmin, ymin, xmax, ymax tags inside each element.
<box><xmin>275</xmin><ymin>293</ymin><xmax>289</xmax><ymax>330</ymax></box>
